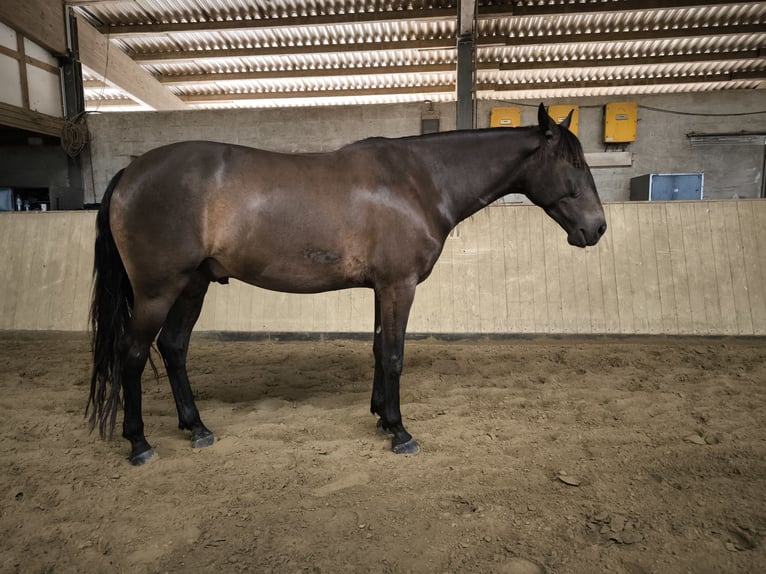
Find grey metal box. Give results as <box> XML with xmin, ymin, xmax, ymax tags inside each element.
<box><xmin>630</xmin><ymin>173</ymin><xmax>704</xmax><ymax>201</ymax></box>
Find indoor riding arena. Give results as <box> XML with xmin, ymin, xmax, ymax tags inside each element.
<box><xmin>1</xmin><ymin>2</ymin><xmax>765</xmax><ymax>574</ymax></box>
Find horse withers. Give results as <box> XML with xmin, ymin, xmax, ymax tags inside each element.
<box><xmin>88</xmin><ymin>104</ymin><xmax>606</xmax><ymax>465</ymax></box>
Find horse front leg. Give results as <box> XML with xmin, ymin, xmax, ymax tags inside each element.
<box><xmin>371</xmin><ymin>293</ymin><xmax>387</xmax><ymax>435</ymax></box>
<box><xmin>372</xmin><ymin>282</ymin><xmax>420</xmax><ymax>455</ymax></box>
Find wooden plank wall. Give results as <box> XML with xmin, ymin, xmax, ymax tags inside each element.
<box><xmin>1</xmin><ymin>201</ymin><xmax>765</xmax><ymax>335</ymax></box>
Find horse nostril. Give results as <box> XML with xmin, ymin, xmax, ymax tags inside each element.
<box><xmin>597</xmin><ymin>222</ymin><xmax>607</xmax><ymax>237</ymax></box>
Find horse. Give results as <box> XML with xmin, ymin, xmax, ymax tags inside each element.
<box><xmin>88</xmin><ymin>103</ymin><xmax>606</xmax><ymax>465</ymax></box>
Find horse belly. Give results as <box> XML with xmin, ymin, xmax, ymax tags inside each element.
<box><xmin>224</xmin><ymin>247</ymin><xmax>369</xmax><ymax>294</ymax></box>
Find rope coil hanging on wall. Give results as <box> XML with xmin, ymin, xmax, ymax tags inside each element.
<box><xmin>61</xmin><ymin>111</ymin><xmax>90</xmax><ymax>158</ymax></box>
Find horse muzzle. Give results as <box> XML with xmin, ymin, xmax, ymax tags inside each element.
<box><xmin>568</xmin><ymin>219</ymin><xmax>607</xmax><ymax>248</ymax></box>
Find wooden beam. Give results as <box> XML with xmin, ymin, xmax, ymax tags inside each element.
<box><xmin>84</xmin><ymin>97</ymin><xmax>143</xmax><ymax>108</ymax></box>
<box><xmin>16</xmin><ymin>34</ymin><xmax>29</xmax><ymax>109</ymax></box>
<box><xmin>0</xmin><ymin>44</ymin><xmax>60</xmax><ymax>75</ymax></box>
<box><xmin>75</xmin><ymin>14</ymin><xmax>185</xmax><ymax>110</ymax></box>
<box><xmin>0</xmin><ymin>101</ymin><xmax>64</xmax><ymax>137</ymax></box>
<box><xmin>0</xmin><ymin>0</ymin><xmax>66</xmax><ymax>55</ymax></box>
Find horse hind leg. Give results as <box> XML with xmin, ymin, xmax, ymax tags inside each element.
<box><xmin>156</xmin><ymin>272</ymin><xmax>214</xmax><ymax>449</ymax></box>
<box><xmin>121</xmin><ymin>295</ymin><xmax>177</xmax><ymax>466</ymax></box>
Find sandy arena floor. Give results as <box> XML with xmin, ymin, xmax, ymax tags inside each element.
<box><xmin>0</xmin><ymin>332</ymin><xmax>764</xmax><ymax>573</ymax></box>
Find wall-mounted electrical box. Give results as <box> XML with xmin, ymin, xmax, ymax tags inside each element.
<box><xmin>604</xmin><ymin>102</ymin><xmax>638</xmax><ymax>143</ymax></box>
<box><xmin>490</xmin><ymin>107</ymin><xmax>521</xmax><ymax>128</ymax></box>
<box><xmin>547</xmin><ymin>104</ymin><xmax>579</xmax><ymax>136</ymax></box>
<box><xmin>630</xmin><ymin>173</ymin><xmax>704</xmax><ymax>201</ymax></box>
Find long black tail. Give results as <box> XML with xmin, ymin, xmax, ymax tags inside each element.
<box><xmin>87</xmin><ymin>169</ymin><xmax>131</xmax><ymax>439</ymax></box>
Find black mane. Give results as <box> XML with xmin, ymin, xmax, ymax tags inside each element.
<box><xmin>557</xmin><ymin>125</ymin><xmax>587</xmax><ymax>169</ymax></box>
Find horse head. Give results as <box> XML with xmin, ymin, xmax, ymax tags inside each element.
<box><xmin>524</xmin><ymin>103</ymin><xmax>607</xmax><ymax>248</ymax></box>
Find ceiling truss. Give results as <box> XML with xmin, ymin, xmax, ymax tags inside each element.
<box><xmin>70</xmin><ymin>0</ymin><xmax>766</xmax><ymax>111</ymax></box>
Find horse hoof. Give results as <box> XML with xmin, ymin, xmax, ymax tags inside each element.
<box><xmin>129</xmin><ymin>447</ymin><xmax>155</xmax><ymax>466</ymax></box>
<box><xmin>392</xmin><ymin>438</ymin><xmax>420</xmax><ymax>455</ymax></box>
<box><xmin>376</xmin><ymin>419</ymin><xmax>393</xmax><ymax>437</ymax></box>
<box><xmin>191</xmin><ymin>430</ymin><xmax>215</xmax><ymax>449</ymax></box>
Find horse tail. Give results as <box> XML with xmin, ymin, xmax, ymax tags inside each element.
<box><xmin>87</xmin><ymin>168</ymin><xmax>131</xmax><ymax>439</ymax></box>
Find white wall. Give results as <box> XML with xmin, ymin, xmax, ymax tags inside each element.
<box><xmin>0</xmin><ymin>22</ymin><xmax>23</xmax><ymax>108</ymax></box>
<box><xmin>0</xmin><ymin>21</ymin><xmax>62</xmax><ymax>117</ymax></box>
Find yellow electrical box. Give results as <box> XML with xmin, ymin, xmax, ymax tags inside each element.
<box><xmin>604</xmin><ymin>102</ymin><xmax>638</xmax><ymax>143</ymax></box>
<box><xmin>490</xmin><ymin>107</ymin><xmax>521</xmax><ymax>128</ymax></box>
<box><xmin>547</xmin><ymin>105</ymin><xmax>579</xmax><ymax>136</ymax></box>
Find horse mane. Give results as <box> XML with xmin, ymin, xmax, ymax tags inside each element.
<box><xmin>352</xmin><ymin>124</ymin><xmax>587</xmax><ymax>170</ymax></box>
<box><xmin>556</xmin><ymin>125</ymin><xmax>587</xmax><ymax>169</ymax></box>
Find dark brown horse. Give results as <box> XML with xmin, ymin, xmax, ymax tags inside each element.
<box><xmin>88</xmin><ymin>104</ymin><xmax>606</xmax><ymax>465</ymax></box>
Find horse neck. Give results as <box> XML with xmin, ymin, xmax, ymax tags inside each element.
<box><xmin>405</xmin><ymin>128</ymin><xmax>542</xmax><ymax>227</ymax></box>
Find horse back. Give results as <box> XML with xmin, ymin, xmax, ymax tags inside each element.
<box><xmin>110</xmin><ymin>140</ymin><xmax>449</xmax><ymax>293</ymax></box>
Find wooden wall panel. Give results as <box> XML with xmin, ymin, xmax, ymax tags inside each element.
<box><xmin>2</xmin><ymin>201</ymin><xmax>765</xmax><ymax>336</ymax></box>
<box><xmin>0</xmin><ymin>212</ymin><xmax>94</xmax><ymax>330</ymax></box>
<box><xmin>749</xmin><ymin>201</ymin><xmax>766</xmax><ymax>336</ymax></box>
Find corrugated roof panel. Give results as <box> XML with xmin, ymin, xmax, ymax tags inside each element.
<box><xmin>487</xmin><ymin>80</ymin><xmax>764</xmax><ymax>101</ymax></box>
<box><xmin>82</xmin><ymin>0</ymin><xmax>456</xmax><ymax>24</ymax></box>
<box><xmin>480</xmin><ymin>3</ymin><xmax>765</xmax><ymax>39</ymax></box>
<box><xmin>145</xmin><ymin>47</ymin><xmax>457</xmax><ymax>76</ymax></box>
<box><xmin>483</xmin><ymin>59</ymin><xmax>766</xmax><ymax>82</ymax></box>
<box><xmin>172</xmin><ymin>71</ymin><xmax>456</xmax><ymax>95</ymax></box>
<box><xmin>186</xmin><ymin>90</ymin><xmax>455</xmax><ymax>110</ymax></box>
<box><xmin>118</xmin><ymin>19</ymin><xmax>456</xmax><ymax>54</ymax></box>
<box><xmin>73</xmin><ymin>1</ymin><xmax>766</xmax><ymax>110</ymax></box>
<box><xmin>481</xmin><ymin>34</ymin><xmax>766</xmax><ymax>66</ymax></box>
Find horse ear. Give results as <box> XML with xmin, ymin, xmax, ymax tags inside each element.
<box><xmin>560</xmin><ymin>109</ymin><xmax>574</xmax><ymax>130</ymax></box>
<box><xmin>538</xmin><ymin>103</ymin><xmax>554</xmax><ymax>139</ymax></box>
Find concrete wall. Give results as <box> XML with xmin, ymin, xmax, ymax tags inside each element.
<box><xmin>2</xmin><ymin>200</ymin><xmax>765</xmax><ymax>336</ymax></box>
<box><xmin>84</xmin><ymin>91</ymin><xmax>766</xmax><ymax>204</ymax></box>
<box><xmin>82</xmin><ymin>104</ymin><xmax>438</xmax><ymax>204</ymax></box>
